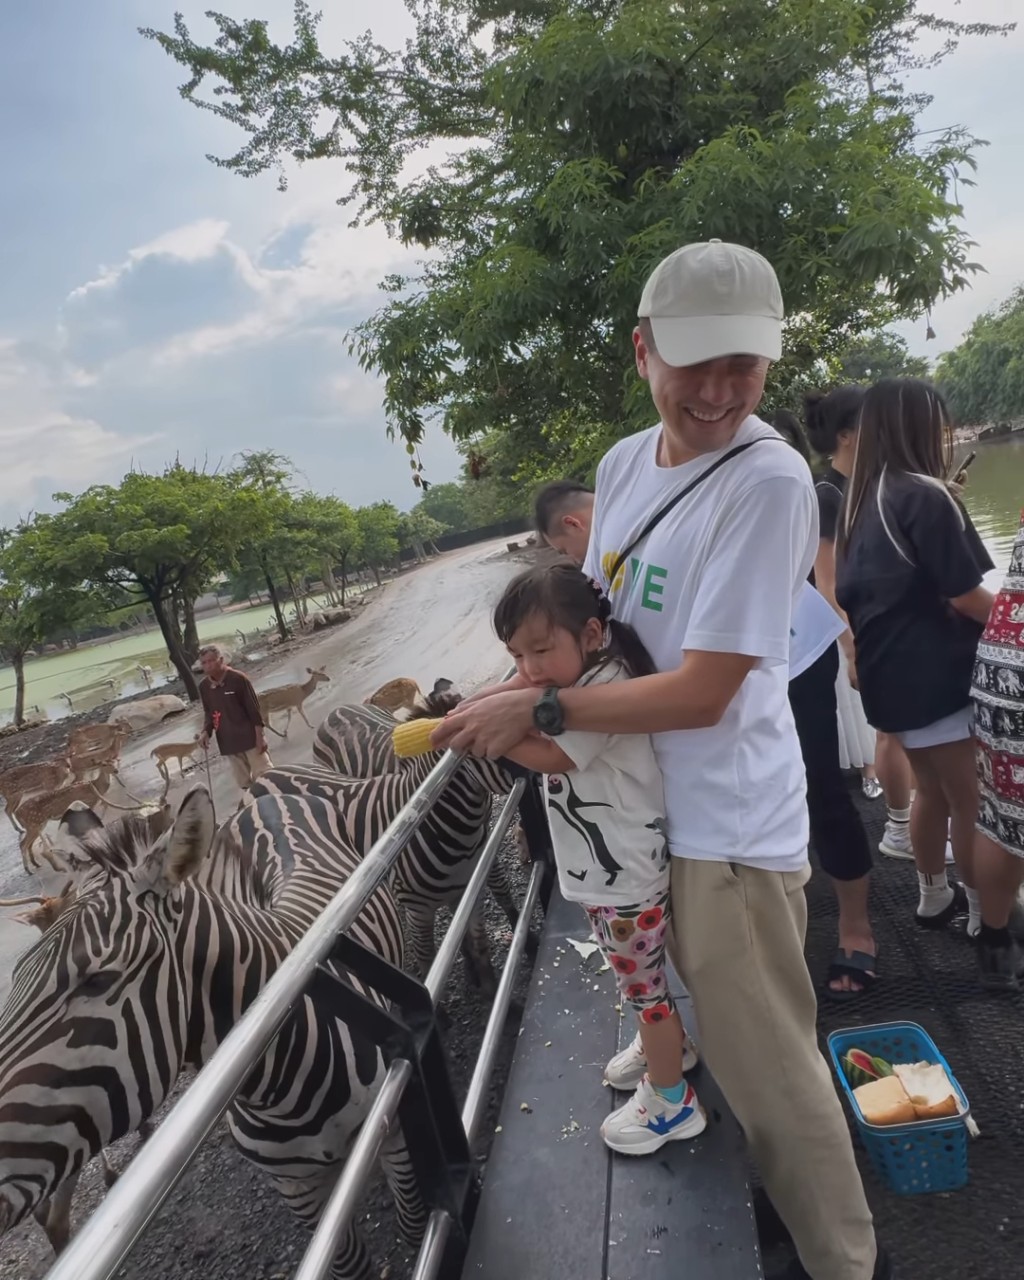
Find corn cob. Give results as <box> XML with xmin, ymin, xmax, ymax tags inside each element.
<box><xmin>392</xmin><ymin>717</ymin><xmax>444</xmax><ymax>759</ymax></box>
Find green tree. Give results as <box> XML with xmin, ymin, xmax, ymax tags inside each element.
<box><xmin>146</xmin><ymin>1</ymin><xmax>1008</xmax><ymax>483</ymax></box>
<box><xmin>24</xmin><ymin>468</ymin><xmax>259</xmax><ymax>701</ymax></box>
<box><xmin>0</xmin><ymin>525</ymin><xmax>101</xmax><ymax>726</ymax></box>
<box><xmin>400</xmin><ymin>508</ymin><xmax>446</xmax><ymax>562</ymax></box>
<box><xmin>835</xmin><ymin>331</ymin><xmax>931</xmax><ymax>384</ymax></box>
<box><xmin>936</xmin><ymin>286</ymin><xmax>1024</xmax><ymax>426</ymax></box>
<box><xmin>416</xmin><ymin>483</ymin><xmax>473</xmax><ymax>534</ymax></box>
<box><xmin>357</xmin><ymin>502</ymin><xmax>400</xmax><ymax>586</ymax></box>
<box><xmin>231</xmin><ymin>450</ymin><xmax>299</xmax><ymax>640</ymax></box>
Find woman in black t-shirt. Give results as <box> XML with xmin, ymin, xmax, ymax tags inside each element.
<box><xmin>836</xmin><ymin>379</ymin><xmax>994</xmax><ymax>933</ymax></box>
<box><xmin>805</xmin><ymin>389</ymin><xmax>916</xmax><ymax>864</ymax></box>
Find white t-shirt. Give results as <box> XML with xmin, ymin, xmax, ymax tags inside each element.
<box><xmin>544</xmin><ymin>659</ymin><xmax>670</xmax><ymax>906</ymax></box>
<box><xmin>583</xmin><ymin>416</ymin><xmax>817</xmax><ymax>872</ymax></box>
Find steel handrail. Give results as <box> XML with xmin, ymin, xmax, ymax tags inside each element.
<box><xmin>45</xmin><ymin>747</ymin><xmax>465</xmax><ymax>1280</ymax></box>
<box><xmin>294</xmin><ymin>781</ymin><xmax>529</xmax><ymax>1280</ymax></box>
<box><xmin>410</xmin><ymin>858</ymin><xmax>547</xmax><ymax>1280</ymax></box>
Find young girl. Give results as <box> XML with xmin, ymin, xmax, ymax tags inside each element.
<box><xmin>836</xmin><ymin>379</ymin><xmax>993</xmax><ymax>935</ymax></box>
<box><xmin>491</xmin><ymin>562</ymin><xmax>705</xmax><ymax>1155</ymax></box>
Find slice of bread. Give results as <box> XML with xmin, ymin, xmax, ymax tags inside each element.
<box><xmin>893</xmin><ymin>1062</ymin><xmax>959</xmax><ymax>1120</ymax></box>
<box><xmin>852</xmin><ymin>1075</ymin><xmax>916</xmax><ymax>1126</ymax></box>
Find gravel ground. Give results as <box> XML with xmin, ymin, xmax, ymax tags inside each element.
<box><xmin>0</xmin><ymin>816</ymin><xmax>540</xmax><ymax>1280</ymax></box>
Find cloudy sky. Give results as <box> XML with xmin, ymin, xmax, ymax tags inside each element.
<box><xmin>0</xmin><ymin>1</ymin><xmax>1019</xmax><ymax>524</ymax></box>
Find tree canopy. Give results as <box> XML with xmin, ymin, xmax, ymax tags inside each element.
<box><xmin>145</xmin><ymin>0</ymin><xmax>1010</xmax><ymax>486</ymax></box>
<box><xmin>935</xmin><ymin>286</ymin><xmax>1024</xmax><ymax>427</ymax></box>
<box><xmin>834</xmin><ymin>331</ymin><xmax>931</xmax><ymax>384</ymax></box>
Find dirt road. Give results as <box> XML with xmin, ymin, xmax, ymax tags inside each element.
<box><xmin>0</xmin><ymin>537</ymin><xmax>529</xmax><ymax>1004</ymax></box>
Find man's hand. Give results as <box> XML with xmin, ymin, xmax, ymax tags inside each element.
<box><xmin>256</xmin><ymin>732</ymin><xmax>269</xmax><ymax>755</ymax></box>
<box><xmin>198</xmin><ymin>730</ymin><xmax>210</xmax><ymax>750</ymax></box>
<box><xmin>430</xmin><ymin>688</ymin><xmax>536</xmax><ymax>758</ymax></box>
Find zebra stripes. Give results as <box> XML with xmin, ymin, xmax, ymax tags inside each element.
<box><xmin>0</xmin><ymin>789</ymin><xmax>421</xmax><ymax>1280</ymax></box>
<box><xmin>249</xmin><ymin>756</ymin><xmax>521</xmax><ymax>991</ymax></box>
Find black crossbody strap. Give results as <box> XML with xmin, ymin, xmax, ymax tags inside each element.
<box><xmin>606</xmin><ymin>436</ymin><xmax>784</xmax><ymax>591</ymax></box>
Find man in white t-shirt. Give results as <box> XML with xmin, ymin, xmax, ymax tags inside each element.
<box><xmin>434</xmin><ymin>241</ymin><xmax>883</xmax><ymax>1280</ymax></box>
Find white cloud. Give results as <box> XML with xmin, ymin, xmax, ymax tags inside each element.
<box><xmin>0</xmin><ymin>342</ymin><xmax>159</xmax><ymax>514</ymax></box>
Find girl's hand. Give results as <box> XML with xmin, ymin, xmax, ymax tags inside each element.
<box><xmin>847</xmin><ymin>656</ymin><xmax>859</xmax><ymax>691</ymax></box>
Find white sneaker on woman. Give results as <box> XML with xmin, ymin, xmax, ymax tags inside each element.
<box><xmin>879</xmin><ymin>821</ymin><xmax>913</xmax><ymax>860</ymax></box>
<box><xmin>879</xmin><ymin>820</ymin><xmax>954</xmax><ymax>864</ymax></box>
<box><xmin>603</xmin><ymin>1031</ymin><xmax>699</xmax><ymax>1092</ymax></box>
<box><xmin>600</xmin><ymin>1076</ymin><xmax>707</xmax><ymax>1155</ymax></box>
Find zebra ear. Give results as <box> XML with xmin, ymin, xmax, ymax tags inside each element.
<box><xmin>134</xmin><ymin>787</ymin><xmax>215</xmax><ymax>896</ymax></box>
<box><xmin>60</xmin><ymin>803</ymin><xmax>104</xmax><ymax>839</ymax></box>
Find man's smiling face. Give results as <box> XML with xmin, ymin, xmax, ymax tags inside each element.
<box><xmin>634</xmin><ymin>327</ymin><xmax>768</xmax><ymax>461</ymax></box>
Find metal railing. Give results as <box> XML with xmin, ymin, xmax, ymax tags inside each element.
<box><xmin>44</xmin><ymin>735</ymin><xmax>550</xmax><ymax>1280</ymax></box>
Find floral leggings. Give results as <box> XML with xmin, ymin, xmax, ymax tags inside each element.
<box><xmin>584</xmin><ymin>887</ymin><xmax>674</xmax><ymax>1024</ymax></box>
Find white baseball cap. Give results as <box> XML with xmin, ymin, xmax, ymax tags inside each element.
<box><xmin>637</xmin><ymin>239</ymin><xmax>784</xmax><ymax>367</ymax></box>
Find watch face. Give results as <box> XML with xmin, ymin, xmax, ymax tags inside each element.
<box><xmin>534</xmin><ymin>689</ymin><xmax>562</xmax><ymax>734</ymax></box>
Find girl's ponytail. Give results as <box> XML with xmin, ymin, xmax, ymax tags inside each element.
<box><xmin>605</xmin><ymin>618</ymin><xmax>658</xmax><ymax>678</ymax></box>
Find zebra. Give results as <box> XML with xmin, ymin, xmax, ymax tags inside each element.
<box><xmin>313</xmin><ymin>680</ymin><xmax>460</xmax><ymax>777</ymax></box>
<box><xmin>0</xmin><ymin>788</ymin><xmax>423</xmax><ymax>1279</ymax></box>
<box><xmin>249</xmin><ymin>753</ymin><xmax>524</xmax><ymax>994</ymax></box>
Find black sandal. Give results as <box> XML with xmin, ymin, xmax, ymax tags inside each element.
<box><xmin>823</xmin><ymin>948</ymin><xmax>879</xmax><ymax>1003</ymax></box>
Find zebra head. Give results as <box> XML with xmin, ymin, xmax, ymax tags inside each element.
<box><xmin>0</xmin><ymin>788</ymin><xmax>215</xmax><ymax>1237</ymax></box>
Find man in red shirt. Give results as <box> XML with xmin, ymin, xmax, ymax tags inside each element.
<box><xmin>197</xmin><ymin>644</ymin><xmax>272</xmax><ymax>789</ymax></box>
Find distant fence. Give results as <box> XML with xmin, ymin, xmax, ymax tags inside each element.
<box><xmin>399</xmin><ymin>517</ymin><xmax>530</xmax><ymax>562</ymax></box>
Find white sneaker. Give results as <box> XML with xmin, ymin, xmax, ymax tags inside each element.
<box><xmin>879</xmin><ymin>820</ymin><xmax>955</xmax><ymax>864</ymax></box>
<box><xmin>603</xmin><ymin>1032</ymin><xmax>699</xmax><ymax>1092</ymax></box>
<box><xmin>600</xmin><ymin>1076</ymin><xmax>707</xmax><ymax>1155</ymax></box>
<box><xmin>879</xmin><ymin>821</ymin><xmax>913</xmax><ymax>860</ymax></box>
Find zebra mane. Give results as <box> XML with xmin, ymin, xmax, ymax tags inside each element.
<box><xmin>409</xmin><ymin>690</ymin><xmax>462</xmax><ymax>720</ymax></box>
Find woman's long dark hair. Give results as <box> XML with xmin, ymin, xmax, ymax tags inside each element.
<box><xmin>493</xmin><ymin>563</ymin><xmax>657</xmax><ymax>678</ymax></box>
<box><xmin>804</xmin><ymin>385</ymin><xmax>865</xmax><ymax>455</ymax></box>
<box><xmin>837</xmin><ymin>378</ymin><xmax>960</xmax><ymax>561</ymax></box>
<box><xmin>771</xmin><ymin>409</ymin><xmax>810</xmax><ymax>462</ymax></box>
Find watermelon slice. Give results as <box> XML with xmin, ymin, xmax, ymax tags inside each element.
<box><xmin>841</xmin><ymin>1048</ymin><xmax>891</xmax><ymax>1088</ymax></box>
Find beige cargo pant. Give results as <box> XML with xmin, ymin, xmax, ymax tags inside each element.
<box><xmin>226</xmin><ymin>747</ymin><xmax>274</xmax><ymax>789</ymax></box>
<box><xmin>668</xmin><ymin>857</ymin><xmax>877</xmax><ymax>1280</ymax></box>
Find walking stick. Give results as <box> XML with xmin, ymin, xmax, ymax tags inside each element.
<box><xmin>203</xmin><ymin>744</ymin><xmax>218</xmax><ymax>826</ymax></box>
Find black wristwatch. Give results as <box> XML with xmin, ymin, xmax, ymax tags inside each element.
<box><xmin>533</xmin><ymin>686</ymin><xmax>565</xmax><ymax>737</ymax></box>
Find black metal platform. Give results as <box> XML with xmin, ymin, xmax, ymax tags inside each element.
<box><xmin>801</xmin><ymin>789</ymin><xmax>1024</xmax><ymax>1280</ymax></box>
<box><xmin>465</xmin><ymin>784</ymin><xmax>1023</xmax><ymax>1280</ymax></box>
<box><xmin>461</xmin><ymin>888</ymin><xmax>760</xmax><ymax>1279</ymax></box>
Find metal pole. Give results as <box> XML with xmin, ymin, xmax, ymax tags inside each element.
<box><xmin>424</xmin><ymin>782</ymin><xmax>524</xmax><ymax>1002</ymax></box>
<box><xmin>203</xmin><ymin>745</ymin><xmax>217</xmax><ymax>825</ymax></box>
<box><xmin>292</xmin><ymin>1059</ymin><xmax>414</xmax><ymax>1280</ymax></box>
<box><xmin>461</xmin><ymin>859</ymin><xmax>545</xmax><ymax>1141</ymax></box>
<box><xmin>44</xmin><ymin>749</ymin><xmax>464</xmax><ymax>1280</ymax></box>
<box><xmin>411</xmin><ymin>859</ymin><xmax>546</xmax><ymax>1280</ymax></box>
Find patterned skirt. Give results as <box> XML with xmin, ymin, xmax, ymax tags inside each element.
<box><xmin>973</xmin><ymin>510</ymin><xmax>1024</xmax><ymax>858</ymax></box>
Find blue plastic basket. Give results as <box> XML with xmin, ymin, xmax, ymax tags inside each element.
<box><xmin>827</xmin><ymin>1020</ymin><xmax>970</xmax><ymax>1196</ymax></box>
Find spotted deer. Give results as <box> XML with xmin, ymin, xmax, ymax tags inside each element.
<box><xmin>0</xmin><ymin>760</ymin><xmax>72</xmax><ymax>835</ymax></box>
<box><xmin>258</xmin><ymin>666</ymin><xmax>330</xmax><ymax>737</ymax></box>
<box><xmin>150</xmin><ymin>737</ymin><xmax>201</xmax><ymax>795</ymax></box>
<box><xmin>13</xmin><ymin>767</ymin><xmax>148</xmax><ymax>872</ymax></box>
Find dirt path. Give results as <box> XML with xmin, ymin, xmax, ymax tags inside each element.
<box><xmin>0</xmin><ymin>537</ymin><xmax>533</xmax><ymax>1002</ymax></box>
